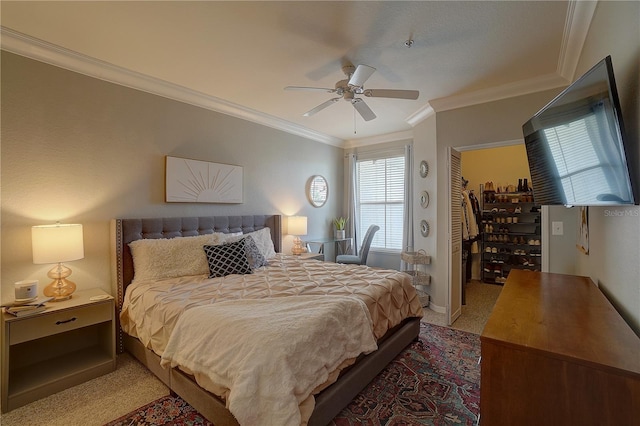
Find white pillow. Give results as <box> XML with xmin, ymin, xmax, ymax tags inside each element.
<box><xmin>223</xmin><ymin>227</ymin><xmax>276</xmax><ymax>259</ymax></box>
<box><xmin>246</xmin><ymin>227</ymin><xmax>277</xmax><ymax>259</ymax></box>
<box><xmin>129</xmin><ymin>233</ymin><xmax>224</xmax><ymax>282</ymax></box>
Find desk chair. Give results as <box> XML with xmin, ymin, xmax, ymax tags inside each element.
<box><xmin>336</xmin><ymin>224</ymin><xmax>379</xmax><ymax>265</ymax></box>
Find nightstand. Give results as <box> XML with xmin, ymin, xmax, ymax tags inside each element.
<box><xmin>1</xmin><ymin>288</ymin><xmax>116</xmax><ymax>413</ymax></box>
<box><xmin>298</xmin><ymin>252</ymin><xmax>324</xmax><ymax>261</ymax></box>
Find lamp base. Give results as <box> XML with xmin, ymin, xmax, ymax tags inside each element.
<box><xmin>291</xmin><ymin>236</ymin><xmax>308</xmax><ymax>255</ymax></box>
<box><xmin>43</xmin><ymin>263</ymin><xmax>76</xmax><ymax>301</ymax></box>
<box><xmin>43</xmin><ymin>279</ymin><xmax>75</xmax><ymax>301</ymax></box>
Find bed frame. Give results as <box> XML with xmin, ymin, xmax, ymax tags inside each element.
<box><xmin>111</xmin><ymin>214</ymin><xmax>420</xmax><ymax>426</ymax></box>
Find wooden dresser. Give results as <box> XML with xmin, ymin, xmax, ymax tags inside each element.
<box><xmin>480</xmin><ymin>270</ymin><xmax>640</xmax><ymax>425</ymax></box>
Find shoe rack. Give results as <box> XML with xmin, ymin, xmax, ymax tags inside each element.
<box><xmin>481</xmin><ymin>182</ymin><xmax>541</xmax><ymax>284</ymax></box>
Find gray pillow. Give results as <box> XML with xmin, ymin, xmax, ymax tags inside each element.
<box><xmin>244</xmin><ymin>236</ymin><xmax>268</xmax><ymax>269</ymax></box>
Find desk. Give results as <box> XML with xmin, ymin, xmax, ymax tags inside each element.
<box><xmin>306</xmin><ymin>238</ymin><xmax>353</xmax><ymax>261</ymax></box>
<box><xmin>297</xmin><ymin>252</ymin><xmax>324</xmax><ymax>262</ymax></box>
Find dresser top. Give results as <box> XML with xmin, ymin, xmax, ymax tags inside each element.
<box><xmin>482</xmin><ymin>270</ymin><xmax>640</xmax><ymax>376</ymax></box>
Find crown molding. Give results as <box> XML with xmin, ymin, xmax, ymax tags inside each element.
<box><xmin>406</xmin><ymin>104</ymin><xmax>436</xmax><ymax>127</ymax></box>
<box><xmin>430</xmin><ymin>72</ymin><xmax>569</xmax><ymax>112</ymax></box>
<box><xmin>557</xmin><ymin>0</ymin><xmax>598</xmax><ymax>81</ymax></box>
<box><xmin>0</xmin><ymin>27</ymin><xmax>344</xmax><ymax>148</ymax></box>
<box><xmin>344</xmin><ymin>130</ymin><xmax>413</xmax><ymax>149</ymax></box>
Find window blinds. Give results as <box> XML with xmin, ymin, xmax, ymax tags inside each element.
<box><xmin>356</xmin><ymin>154</ymin><xmax>405</xmax><ymax>250</ymax></box>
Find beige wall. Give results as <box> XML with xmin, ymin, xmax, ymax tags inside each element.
<box><xmin>570</xmin><ymin>1</ymin><xmax>640</xmax><ymax>334</ymax></box>
<box><xmin>0</xmin><ymin>52</ymin><xmax>344</xmax><ymax>303</ymax></box>
<box><xmin>411</xmin><ymin>114</ymin><xmax>438</xmax><ymax>307</ymax></box>
<box><xmin>414</xmin><ymin>89</ymin><xmax>562</xmax><ymax>311</ymax></box>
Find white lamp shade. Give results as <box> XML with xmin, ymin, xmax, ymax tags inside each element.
<box><xmin>32</xmin><ymin>224</ymin><xmax>85</xmax><ymax>264</ymax></box>
<box><xmin>288</xmin><ymin>216</ymin><xmax>307</xmax><ymax>236</ymax></box>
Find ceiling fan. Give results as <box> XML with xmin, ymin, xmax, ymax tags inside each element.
<box><xmin>285</xmin><ymin>64</ymin><xmax>419</xmax><ymax>121</ymax></box>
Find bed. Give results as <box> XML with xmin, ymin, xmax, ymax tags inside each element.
<box><xmin>112</xmin><ymin>214</ymin><xmax>423</xmax><ymax>425</ymax></box>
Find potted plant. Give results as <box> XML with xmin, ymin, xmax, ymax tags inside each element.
<box><xmin>333</xmin><ymin>217</ymin><xmax>348</xmax><ymax>239</ymax></box>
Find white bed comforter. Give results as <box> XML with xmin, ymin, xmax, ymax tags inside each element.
<box><xmin>159</xmin><ymin>295</ymin><xmax>377</xmax><ymax>426</ymax></box>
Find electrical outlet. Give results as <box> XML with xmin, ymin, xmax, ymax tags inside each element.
<box><xmin>552</xmin><ymin>221</ymin><xmax>564</xmax><ymax>235</ymax></box>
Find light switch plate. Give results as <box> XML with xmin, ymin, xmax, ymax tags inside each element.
<box><xmin>552</xmin><ymin>221</ymin><xmax>564</xmax><ymax>235</ymax></box>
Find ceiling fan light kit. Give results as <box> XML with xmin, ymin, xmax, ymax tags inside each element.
<box><xmin>285</xmin><ymin>63</ymin><xmax>419</xmax><ymax>122</ymax></box>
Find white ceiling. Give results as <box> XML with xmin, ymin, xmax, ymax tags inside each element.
<box><xmin>0</xmin><ymin>1</ymin><xmax>594</xmax><ymax>146</ymax></box>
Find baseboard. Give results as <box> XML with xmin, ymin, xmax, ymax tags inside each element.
<box><xmin>428</xmin><ymin>302</ymin><xmax>446</xmax><ymax>313</ymax></box>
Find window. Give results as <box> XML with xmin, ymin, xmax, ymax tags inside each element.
<box><xmin>356</xmin><ymin>151</ymin><xmax>405</xmax><ymax>250</ymax></box>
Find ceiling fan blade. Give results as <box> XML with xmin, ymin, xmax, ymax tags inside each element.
<box><xmin>303</xmin><ymin>98</ymin><xmax>340</xmax><ymax>117</ymax></box>
<box><xmin>285</xmin><ymin>86</ymin><xmax>336</xmax><ymax>93</ymax></box>
<box><xmin>351</xmin><ymin>98</ymin><xmax>376</xmax><ymax>121</ymax></box>
<box><xmin>362</xmin><ymin>89</ymin><xmax>419</xmax><ymax>100</ymax></box>
<box><xmin>348</xmin><ymin>64</ymin><xmax>376</xmax><ymax>88</ymax></box>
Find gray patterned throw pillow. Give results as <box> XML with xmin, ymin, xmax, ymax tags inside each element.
<box><xmin>244</xmin><ymin>236</ymin><xmax>268</xmax><ymax>269</ymax></box>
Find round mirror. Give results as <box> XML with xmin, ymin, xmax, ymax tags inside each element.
<box><xmin>307</xmin><ymin>175</ymin><xmax>328</xmax><ymax>207</ymax></box>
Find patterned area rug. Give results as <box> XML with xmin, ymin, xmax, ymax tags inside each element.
<box><xmin>105</xmin><ymin>323</ymin><xmax>480</xmax><ymax>426</ymax></box>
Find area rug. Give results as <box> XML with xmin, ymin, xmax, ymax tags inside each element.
<box><xmin>104</xmin><ymin>323</ymin><xmax>480</xmax><ymax>426</ymax></box>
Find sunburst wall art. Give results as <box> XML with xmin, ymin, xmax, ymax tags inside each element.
<box><xmin>165</xmin><ymin>156</ymin><xmax>243</xmax><ymax>203</ymax></box>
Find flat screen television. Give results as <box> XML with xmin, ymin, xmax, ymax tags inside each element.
<box><xmin>522</xmin><ymin>56</ymin><xmax>636</xmax><ymax>206</ymax></box>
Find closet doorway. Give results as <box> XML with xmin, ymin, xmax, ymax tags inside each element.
<box><xmin>449</xmin><ymin>140</ymin><xmax>547</xmax><ymax>329</ymax></box>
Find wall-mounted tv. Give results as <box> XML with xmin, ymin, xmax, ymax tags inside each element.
<box><xmin>522</xmin><ymin>56</ymin><xmax>636</xmax><ymax>206</ymax></box>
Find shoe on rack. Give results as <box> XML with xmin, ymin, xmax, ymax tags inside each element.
<box><xmin>485</xmin><ymin>246</ymin><xmax>492</xmax><ymax>253</ymax></box>
<box><xmin>492</xmin><ymin>247</ymin><xmax>498</xmax><ymax>253</ymax></box>
<box><xmin>515</xmin><ymin>206</ymin><xmax>522</xmax><ymax>214</ymax></box>
<box><xmin>484</xmin><ymin>264</ymin><xmax>492</xmax><ymax>273</ymax></box>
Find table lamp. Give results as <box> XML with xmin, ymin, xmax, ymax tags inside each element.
<box><xmin>288</xmin><ymin>216</ymin><xmax>308</xmax><ymax>255</ymax></box>
<box><xmin>32</xmin><ymin>223</ymin><xmax>84</xmax><ymax>301</ymax></box>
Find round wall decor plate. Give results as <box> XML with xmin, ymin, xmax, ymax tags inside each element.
<box><xmin>420</xmin><ymin>220</ymin><xmax>430</xmax><ymax>237</ymax></box>
<box><xmin>419</xmin><ymin>160</ymin><xmax>429</xmax><ymax>178</ymax></box>
<box><xmin>420</xmin><ymin>191</ymin><xmax>430</xmax><ymax>208</ymax></box>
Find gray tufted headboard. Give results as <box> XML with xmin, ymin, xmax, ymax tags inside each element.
<box><xmin>110</xmin><ymin>214</ymin><xmax>282</xmax><ymax>351</ymax></box>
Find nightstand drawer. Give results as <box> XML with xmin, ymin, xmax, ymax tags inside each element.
<box><xmin>9</xmin><ymin>302</ymin><xmax>112</xmax><ymax>345</ymax></box>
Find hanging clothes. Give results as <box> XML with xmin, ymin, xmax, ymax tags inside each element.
<box><xmin>468</xmin><ymin>191</ymin><xmax>482</xmax><ymax>227</ymax></box>
<box><xmin>462</xmin><ymin>189</ymin><xmax>480</xmax><ymax>253</ymax></box>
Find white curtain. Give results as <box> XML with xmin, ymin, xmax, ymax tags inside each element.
<box><xmin>346</xmin><ymin>153</ymin><xmax>359</xmax><ymax>255</ymax></box>
<box><xmin>400</xmin><ymin>144</ymin><xmax>414</xmax><ymax>270</ymax></box>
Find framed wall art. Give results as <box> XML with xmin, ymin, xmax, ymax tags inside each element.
<box><xmin>165</xmin><ymin>156</ymin><xmax>243</xmax><ymax>203</ymax></box>
<box><xmin>577</xmin><ymin>206</ymin><xmax>589</xmax><ymax>254</ymax></box>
